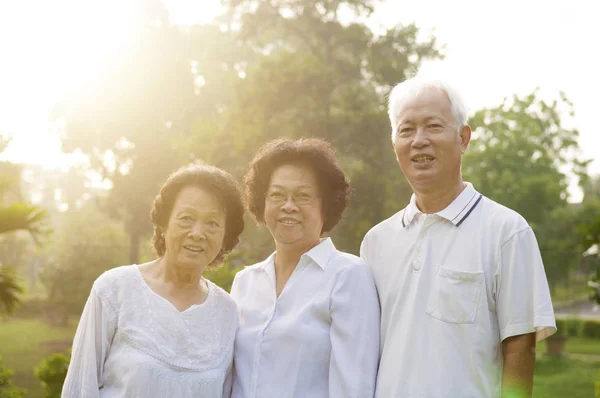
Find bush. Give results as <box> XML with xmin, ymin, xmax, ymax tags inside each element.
<box><xmin>555</xmin><ymin>318</ymin><xmax>584</xmax><ymax>336</ymax></box>
<box><xmin>582</xmin><ymin>321</ymin><xmax>600</xmax><ymax>339</ymax></box>
<box><xmin>556</xmin><ymin>318</ymin><xmax>600</xmax><ymax>338</ymax></box>
<box><xmin>0</xmin><ymin>355</ymin><xmax>26</xmax><ymax>398</ymax></box>
<box><xmin>204</xmin><ymin>262</ymin><xmax>239</xmax><ymax>293</ymax></box>
<box><xmin>34</xmin><ymin>352</ymin><xmax>70</xmax><ymax>398</ymax></box>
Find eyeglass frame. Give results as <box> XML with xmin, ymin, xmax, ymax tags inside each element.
<box><xmin>264</xmin><ymin>189</ymin><xmax>321</xmax><ymax>206</ymax></box>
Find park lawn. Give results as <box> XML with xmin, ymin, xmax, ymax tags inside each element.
<box><xmin>1</xmin><ymin>318</ymin><xmax>600</xmax><ymax>397</ymax></box>
<box><xmin>533</xmin><ymin>356</ymin><xmax>600</xmax><ymax>398</ymax></box>
<box><xmin>0</xmin><ymin>318</ymin><xmax>77</xmax><ymax>397</ymax></box>
<box><xmin>537</xmin><ymin>335</ymin><xmax>600</xmax><ymax>356</ymax></box>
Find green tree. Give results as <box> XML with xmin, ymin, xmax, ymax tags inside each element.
<box><xmin>0</xmin><ymin>137</ymin><xmax>49</xmax><ymax>316</ymax></box>
<box><xmin>463</xmin><ymin>91</ymin><xmax>590</xmax><ymax>293</ymax></box>
<box><xmin>40</xmin><ymin>202</ymin><xmax>128</xmax><ymax>324</ymax></box>
<box><xmin>53</xmin><ymin>0</ymin><xmax>193</xmax><ymax>264</ymax></box>
<box><xmin>191</xmin><ymin>0</ymin><xmax>442</xmax><ymax>257</ymax></box>
<box><xmin>463</xmin><ymin>90</ymin><xmax>589</xmax><ymax>226</ymax></box>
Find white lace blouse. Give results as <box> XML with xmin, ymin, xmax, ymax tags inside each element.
<box><xmin>61</xmin><ymin>264</ymin><xmax>238</xmax><ymax>398</ymax></box>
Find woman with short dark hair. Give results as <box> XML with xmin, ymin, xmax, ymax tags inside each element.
<box><xmin>231</xmin><ymin>138</ymin><xmax>380</xmax><ymax>398</ymax></box>
<box><xmin>62</xmin><ymin>164</ymin><xmax>244</xmax><ymax>398</ymax></box>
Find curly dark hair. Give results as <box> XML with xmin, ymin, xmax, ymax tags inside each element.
<box><xmin>150</xmin><ymin>164</ymin><xmax>245</xmax><ymax>268</ymax></box>
<box><xmin>244</xmin><ymin>138</ymin><xmax>351</xmax><ymax>234</ymax></box>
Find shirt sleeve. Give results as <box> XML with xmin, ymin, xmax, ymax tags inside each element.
<box><xmin>222</xmin><ymin>361</ymin><xmax>233</xmax><ymax>398</ymax></box>
<box><xmin>62</xmin><ymin>285</ymin><xmax>117</xmax><ymax>398</ymax></box>
<box><xmin>494</xmin><ymin>227</ymin><xmax>557</xmax><ymax>342</ymax></box>
<box><xmin>329</xmin><ymin>262</ymin><xmax>380</xmax><ymax>398</ymax></box>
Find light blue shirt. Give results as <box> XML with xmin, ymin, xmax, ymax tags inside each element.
<box><xmin>230</xmin><ymin>238</ymin><xmax>380</xmax><ymax>398</ymax></box>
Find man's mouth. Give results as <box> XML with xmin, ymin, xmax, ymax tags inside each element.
<box><xmin>411</xmin><ymin>154</ymin><xmax>435</xmax><ymax>163</ymax></box>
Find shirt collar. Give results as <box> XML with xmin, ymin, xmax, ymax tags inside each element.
<box><xmin>256</xmin><ymin>237</ymin><xmax>337</xmax><ymax>272</ymax></box>
<box><xmin>402</xmin><ymin>182</ymin><xmax>483</xmax><ymax>228</ymax></box>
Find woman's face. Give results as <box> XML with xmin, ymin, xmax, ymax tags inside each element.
<box><xmin>162</xmin><ymin>185</ymin><xmax>226</xmax><ymax>271</ymax></box>
<box><xmin>264</xmin><ymin>164</ymin><xmax>324</xmax><ymax>252</ymax></box>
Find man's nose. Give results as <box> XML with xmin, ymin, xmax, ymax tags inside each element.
<box><xmin>411</xmin><ymin>127</ymin><xmax>430</xmax><ymax>147</ymax></box>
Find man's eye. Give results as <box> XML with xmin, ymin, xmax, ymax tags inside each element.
<box><xmin>269</xmin><ymin>192</ymin><xmax>286</xmax><ymax>200</ymax></box>
<box><xmin>180</xmin><ymin>215</ymin><xmax>193</xmax><ymax>221</ymax></box>
<box><xmin>208</xmin><ymin>220</ymin><xmax>220</xmax><ymax>227</ymax></box>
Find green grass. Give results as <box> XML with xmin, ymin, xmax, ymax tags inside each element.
<box><xmin>537</xmin><ymin>335</ymin><xmax>600</xmax><ymax>356</ymax></box>
<box><xmin>533</xmin><ymin>357</ymin><xmax>600</xmax><ymax>398</ymax></box>
<box><xmin>1</xmin><ymin>317</ymin><xmax>600</xmax><ymax>397</ymax></box>
<box><xmin>0</xmin><ymin>318</ymin><xmax>76</xmax><ymax>397</ymax></box>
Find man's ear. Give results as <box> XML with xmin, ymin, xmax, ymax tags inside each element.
<box><xmin>460</xmin><ymin>124</ymin><xmax>472</xmax><ymax>153</ymax></box>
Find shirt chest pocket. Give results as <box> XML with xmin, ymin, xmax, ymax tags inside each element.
<box><xmin>426</xmin><ymin>266</ymin><xmax>484</xmax><ymax>324</ymax></box>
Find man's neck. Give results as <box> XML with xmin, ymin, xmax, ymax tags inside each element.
<box><xmin>413</xmin><ymin>179</ymin><xmax>466</xmax><ymax>214</ymax></box>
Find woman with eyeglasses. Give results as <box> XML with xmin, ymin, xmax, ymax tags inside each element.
<box><xmin>230</xmin><ymin>138</ymin><xmax>380</xmax><ymax>398</ymax></box>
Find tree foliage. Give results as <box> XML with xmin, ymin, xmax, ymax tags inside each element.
<box><xmin>53</xmin><ymin>0</ymin><xmax>192</xmax><ymax>264</ymax></box>
<box><xmin>0</xmin><ymin>355</ymin><xmax>25</xmax><ymax>398</ymax></box>
<box><xmin>463</xmin><ymin>91</ymin><xmax>590</xmax><ymax>293</ymax></box>
<box><xmin>0</xmin><ymin>136</ymin><xmax>49</xmax><ymax>315</ymax></box>
<box><xmin>40</xmin><ymin>203</ymin><xmax>128</xmax><ymax>323</ymax></box>
<box><xmin>34</xmin><ymin>352</ymin><xmax>71</xmax><ymax>398</ymax></box>
<box><xmin>189</xmin><ymin>0</ymin><xmax>442</xmax><ymax>256</ymax></box>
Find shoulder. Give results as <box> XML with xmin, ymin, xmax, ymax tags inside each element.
<box><xmin>478</xmin><ymin>195</ymin><xmax>531</xmax><ymax>237</ymax></box>
<box><xmin>93</xmin><ymin>264</ymin><xmax>138</xmax><ymax>292</ymax></box>
<box><xmin>92</xmin><ymin>264</ymin><xmax>139</xmax><ymax>306</ymax></box>
<box><xmin>361</xmin><ymin>209</ymin><xmax>406</xmax><ymax>254</ymax></box>
<box><xmin>328</xmin><ymin>249</ymin><xmax>374</xmax><ymax>282</ymax></box>
<box><xmin>205</xmin><ymin>279</ymin><xmax>236</xmax><ymax>309</ymax></box>
<box><xmin>364</xmin><ymin>209</ymin><xmax>405</xmax><ymax>240</ymax></box>
<box><xmin>205</xmin><ymin>279</ymin><xmax>239</xmax><ymax>324</ymax></box>
<box><xmin>233</xmin><ymin>257</ymin><xmax>271</xmax><ymax>283</ymax></box>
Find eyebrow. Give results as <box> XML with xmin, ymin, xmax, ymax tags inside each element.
<box><xmin>268</xmin><ymin>184</ymin><xmax>315</xmax><ymax>190</ymax></box>
<box><xmin>176</xmin><ymin>206</ymin><xmax>222</xmax><ymax>216</ymax></box>
<box><xmin>399</xmin><ymin>116</ymin><xmax>442</xmax><ymax>125</ymax></box>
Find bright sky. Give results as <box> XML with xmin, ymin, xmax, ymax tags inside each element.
<box><xmin>0</xmin><ymin>0</ymin><xmax>597</xmax><ymax>201</ymax></box>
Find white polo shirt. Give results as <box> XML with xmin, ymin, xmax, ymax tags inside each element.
<box><xmin>360</xmin><ymin>183</ymin><xmax>556</xmax><ymax>398</ymax></box>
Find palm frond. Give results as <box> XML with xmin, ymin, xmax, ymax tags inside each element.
<box><xmin>0</xmin><ymin>265</ymin><xmax>24</xmax><ymax>316</ymax></box>
<box><xmin>0</xmin><ymin>203</ymin><xmax>51</xmax><ymax>244</ymax></box>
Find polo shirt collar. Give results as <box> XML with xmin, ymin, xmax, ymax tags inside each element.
<box><xmin>402</xmin><ymin>182</ymin><xmax>483</xmax><ymax>228</ymax></box>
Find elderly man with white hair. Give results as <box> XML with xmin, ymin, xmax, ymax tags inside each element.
<box><xmin>360</xmin><ymin>74</ymin><xmax>556</xmax><ymax>398</ymax></box>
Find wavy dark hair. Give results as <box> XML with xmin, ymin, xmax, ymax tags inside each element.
<box><xmin>150</xmin><ymin>164</ymin><xmax>244</xmax><ymax>268</ymax></box>
<box><xmin>244</xmin><ymin>138</ymin><xmax>351</xmax><ymax>234</ymax></box>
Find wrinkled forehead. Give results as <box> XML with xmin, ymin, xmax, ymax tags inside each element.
<box><xmin>395</xmin><ymin>87</ymin><xmax>454</xmax><ymax>124</ymax></box>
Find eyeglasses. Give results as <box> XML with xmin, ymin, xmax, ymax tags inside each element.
<box><xmin>265</xmin><ymin>190</ymin><xmax>321</xmax><ymax>206</ymax></box>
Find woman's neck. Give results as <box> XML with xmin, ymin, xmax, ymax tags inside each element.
<box><xmin>154</xmin><ymin>256</ymin><xmax>203</xmax><ymax>291</ymax></box>
<box><xmin>273</xmin><ymin>239</ymin><xmax>320</xmax><ymax>295</ymax></box>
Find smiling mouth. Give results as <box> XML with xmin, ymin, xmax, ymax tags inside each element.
<box><xmin>278</xmin><ymin>218</ymin><xmax>301</xmax><ymax>225</ymax></box>
<box><xmin>184</xmin><ymin>246</ymin><xmax>204</xmax><ymax>253</ymax></box>
<box><xmin>411</xmin><ymin>154</ymin><xmax>435</xmax><ymax>163</ymax></box>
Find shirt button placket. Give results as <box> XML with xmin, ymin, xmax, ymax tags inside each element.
<box><xmin>414</xmin><ymin>228</ymin><xmax>426</xmax><ymax>271</ymax></box>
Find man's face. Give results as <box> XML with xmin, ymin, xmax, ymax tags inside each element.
<box><xmin>391</xmin><ymin>88</ymin><xmax>470</xmax><ymax>191</ymax></box>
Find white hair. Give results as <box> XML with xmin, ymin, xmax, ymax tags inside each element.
<box><xmin>388</xmin><ymin>74</ymin><xmax>469</xmax><ymax>139</ymax></box>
